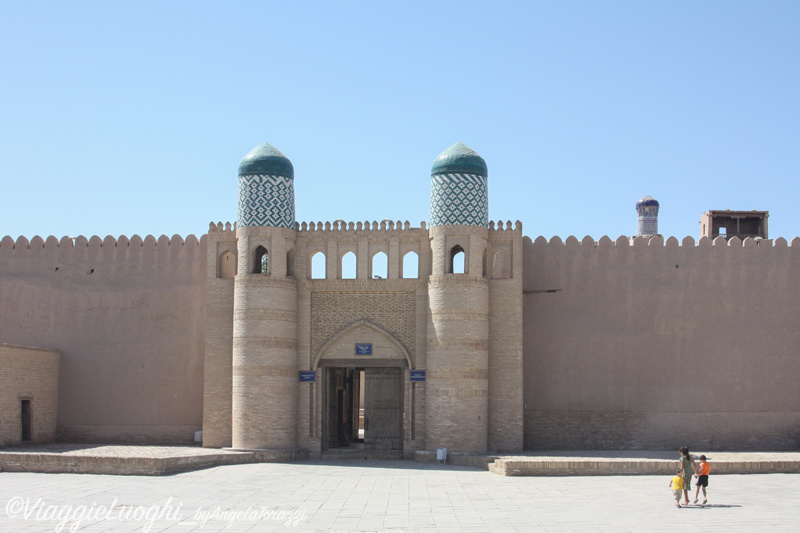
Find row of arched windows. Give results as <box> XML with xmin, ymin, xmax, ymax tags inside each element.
<box><xmin>310</xmin><ymin>250</ymin><xmax>419</xmax><ymax>279</ymax></box>
<box><xmin>218</xmin><ymin>246</ymin><xmax>511</xmax><ymax>279</ymax></box>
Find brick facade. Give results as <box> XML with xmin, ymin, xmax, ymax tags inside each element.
<box><xmin>4</xmin><ymin>143</ymin><xmax>797</xmax><ymax>455</ymax></box>
<box><xmin>202</xmin><ymin>216</ymin><xmax>525</xmax><ymax>457</ymax></box>
<box><xmin>0</xmin><ymin>344</ymin><xmax>60</xmax><ymax>446</ymax></box>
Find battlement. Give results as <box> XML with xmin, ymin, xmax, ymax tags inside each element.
<box><xmin>527</xmin><ymin>235</ymin><xmax>800</xmax><ymax>249</ymax></box>
<box><xmin>298</xmin><ymin>220</ymin><xmax>426</xmax><ymax>232</ymax></box>
<box><xmin>0</xmin><ymin>234</ymin><xmax>204</xmax><ymax>250</ymax></box>
<box><xmin>0</xmin><ymin>233</ymin><xmax>207</xmax><ymax>280</ymax></box>
<box><xmin>488</xmin><ymin>220</ymin><xmax>522</xmax><ymax>232</ymax></box>
<box><xmin>208</xmin><ymin>222</ymin><xmax>236</xmax><ymax>233</ymax></box>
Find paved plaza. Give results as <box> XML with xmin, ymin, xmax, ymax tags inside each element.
<box><xmin>1</xmin><ymin>460</ymin><xmax>798</xmax><ymax>532</ymax></box>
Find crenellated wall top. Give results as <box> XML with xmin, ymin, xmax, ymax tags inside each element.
<box><xmin>488</xmin><ymin>220</ymin><xmax>522</xmax><ymax>233</ymax></box>
<box><xmin>294</xmin><ymin>220</ymin><xmax>431</xmax><ymax>243</ymax></box>
<box><xmin>0</xmin><ymin>233</ymin><xmax>206</xmax><ymax>250</ymax></box>
<box><xmin>299</xmin><ymin>220</ymin><xmax>426</xmax><ymax>233</ymax></box>
<box><xmin>525</xmin><ymin>235</ymin><xmax>800</xmax><ymax>249</ymax></box>
<box><xmin>208</xmin><ymin>221</ymin><xmax>237</xmax><ymax>233</ymax></box>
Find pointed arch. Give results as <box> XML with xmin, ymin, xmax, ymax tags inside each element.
<box><xmin>286</xmin><ymin>248</ymin><xmax>295</xmax><ymax>277</ymax></box>
<box><xmin>254</xmin><ymin>246</ymin><xmax>269</xmax><ymax>274</ymax></box>
<box><xmin>219</xmin><ymin>250</ymin><xmax>236</xmax><ymax>278</ymax></box>
<box><xmin>310</xmin><ymin>251</ymin><xmax>326</xmax><ymax>279</ymax></box>
<box><xmin>449</xmin><ymin>245</ymin><xmax>465</xmax><ymax>274</ymax></box>
<box><xmin>313</xmin><ymin>319</ymin><xmax>413</xmax><ymax>370</ymax></box>
<box><xmin>402</xmin><ymin>250</ymin><xmax>418</xmax><ymax>279</ymax></box>
<box><xmin>371</xmin><ymin>251</ymin><xmax>388</xmax><ymax>279</ymax></box>
<box><xmin>341</xmin><ymin>251</ymin><xmax>357</xmax><ymax>279</ymax></box>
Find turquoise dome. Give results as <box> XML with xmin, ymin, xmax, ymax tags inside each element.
<box><xmin>430</xmin><ymin>142</ymin><xmax>489</xmax><ymax>227</ymax></box>
<box><xmin>431</xmin><ymin>142</ymin><xmax>487</xmax><ymax>176</ymax></box>
<box><xmin>238</xmin><ymin>142</ymin><xmax>294</xmax><ymax>178</ymax></box>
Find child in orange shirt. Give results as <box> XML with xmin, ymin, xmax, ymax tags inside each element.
<box><xmin>668</xmin><ymin>469</ymin><xmax>684</xmax><ymax>508</ymax></box>
<box><xmin>694</xmin><ymin>454</ymin><xmax>710</xmax><ymax>504</ymax></box>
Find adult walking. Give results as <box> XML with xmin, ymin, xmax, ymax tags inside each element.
<box><xmin>678</xmin><ymin>446</ymin><xmax>698</xmax><ymax>506</ymax></box>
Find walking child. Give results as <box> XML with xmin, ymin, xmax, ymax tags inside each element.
<box><xmin>694</xmin><ymin>454</ymin><xmax>710</xmax><ymax>504</ymax></box>
<box><xmin>669</xmin><ymin>469</ymin><xmax>684</xmax><ymax>507</ymax></box>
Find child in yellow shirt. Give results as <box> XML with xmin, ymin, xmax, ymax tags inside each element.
<box><xmin>668</xmin><ymin>469</ymin><xmax>684</xmax><ymax>507</ymax></box>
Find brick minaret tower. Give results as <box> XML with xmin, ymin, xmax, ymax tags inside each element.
<box><xmin>636</xmin><ymin>195</ymin><xmax>660</xmax><ymax>238</ymax></box>
<box><xmin>232</xmin><ymin>142</ymin><xmax>298</xmax><ymax>451</ymax></box>
<box><xmin>426</xmin><ymin>142</ymin><xmax>490</xmax><ymax>453</ymax></box>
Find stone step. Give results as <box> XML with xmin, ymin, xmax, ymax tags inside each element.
<box><xmin>320</xmin><ymin>449</ymin><xmax>404</xmax><ymax>461</ymax></box>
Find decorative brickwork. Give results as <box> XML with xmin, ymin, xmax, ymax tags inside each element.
<box><xmin>310</xmin><ymin>291</ymin><xmax>416</xmax><ymax>361</ymax></box>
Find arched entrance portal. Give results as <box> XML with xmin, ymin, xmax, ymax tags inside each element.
<box><xmin>314</xmin><ymin>320</ymin><xmax>411</xmax><ymax>454</ymax></box>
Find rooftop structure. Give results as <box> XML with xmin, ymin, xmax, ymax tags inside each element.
<box><xmin>700</xmin><ymin>210</ymin><xmax>769</xmax><ymax>240</ymax></box>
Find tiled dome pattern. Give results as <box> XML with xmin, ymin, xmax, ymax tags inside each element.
<box><xmin>237</xmin><ymin>174</ymin><xmax>295</xmax><ymax>228</ymax></box>
<box><xmin>430</xmin><ymin>173</ymin><xmax>488</xmax><ymax>227</ymax></box>
<box><xmin>635</xmin><ymin>195</ymin><xmax>660</xmax><ymax>209</ymax></box>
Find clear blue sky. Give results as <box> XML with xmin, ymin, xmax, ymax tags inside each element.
<box><xmin>2</xmin><ymin>1</ymin><xmax>798</xmax><ymax>241</ymax></box>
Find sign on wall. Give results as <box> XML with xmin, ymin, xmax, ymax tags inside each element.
<box><xmin>299</xmin><ymin>371</ymin><xmax>316</xmax><ymax>382</ymax></box>
<box><xmin>410</xmin><ymin>370</ymin><xmax>426</xmax><ymax>382</ymax></box>
<box><xmin>355</xmin><ymin>343</ymin><xmax>372</xmax><ymax>355</ymax></box>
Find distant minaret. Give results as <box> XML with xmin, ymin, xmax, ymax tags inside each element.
<box><xmin>635</xmin><ymin>195</ymin><xmax>660</xmax><ymax>237</ymax></box>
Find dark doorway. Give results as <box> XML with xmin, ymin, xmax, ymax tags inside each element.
<box><xmin>21</xmin><ymin>399</ymin><xmax>31</xmax><ymax>442</ymax></box>
<box><xmin>324</xmin><ymin>366</ymin><xmax>403</xmax><ymax>451</ymax></box>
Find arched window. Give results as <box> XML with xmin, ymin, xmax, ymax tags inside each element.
<box><xmin>311</xmin><ymin>252</ymin><xmax>326</xmax><ymax>279</ymax></box>
<box><xmin>449</xmin><ymin>245</ymin><xmax>465</xmax><ymax>274</ymax></box>
<box><xmin>254</xmin><ymin>246</ymin><xmax>269</xmax><ymax>274</ymax></box>
<box><xmin>372</xmin><ymin>251</ymin><xmax>388</xmax><ymax>279</ymax></box>
<box><xmin>402</xmin><ymin>251</ymin><xmax>418</xmax><ymax>279</ymax></box>
<box><xmin>482</xmin><ymin>248</ymin><xmax>488</xmax><ymax>276</ymax></box>
<box><xmin>219</xmin><ymin>251</ymin><xmax>236</xmax><ymax>279</ymax></box>
<box><xmin>492</xmin><ymin>250</ymin><xmax>511</xmax><ymax>279</ymax></box>
<box><xmin>341</xmin><ymin>251</ymin><xmax>356</xmax><ymax>279</ymax></box>
<box><xmin>286</xmin><ymin>249</ymin><xmax>295</xmax><ymax>277</ymax></box>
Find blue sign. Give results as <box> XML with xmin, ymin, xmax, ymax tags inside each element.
<box><xmin>355</xmin><ymin>343</ymin><xmax>372</xmax><ymax>355</ymax></box>
<box><xmin>299</xmin><ymin>371</ymin><xmax>316</xmax><ymax>383</ymax></box>
<box><xmin>410</xmin><ymin>370</ymin><xmax>426</xmax><ymax>382</ymax></box>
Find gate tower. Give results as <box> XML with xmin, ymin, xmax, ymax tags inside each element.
<box><xmin>426</xmin><ymin>142</ymin><xmax>490</xmax><ymax>453</ymax></box>
<box><xmin>231</xmin><ymin>142</ymin><xmax>299</xmax><ymax>451</ymax></box>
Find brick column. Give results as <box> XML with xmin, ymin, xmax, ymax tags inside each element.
<box><xmin>231</xmin><ymin>226</ymin><xmax>298</xmax><ymax>450</ymax></box>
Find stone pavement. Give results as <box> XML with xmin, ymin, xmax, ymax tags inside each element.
<box><xmin>1</xmin><ymin>460</ymin><xmax>798</xmax><ymax>532</ymax></box>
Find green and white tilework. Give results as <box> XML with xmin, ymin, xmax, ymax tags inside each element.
<box><xmin>430</xmin><ymin>172</ymin><xmax>488</xmax><ymax>227</ymax></box>
<box><xmin>237</xmin><ymin>173</ymin><xmax>295</xmax><ymax>228</ymax></box>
